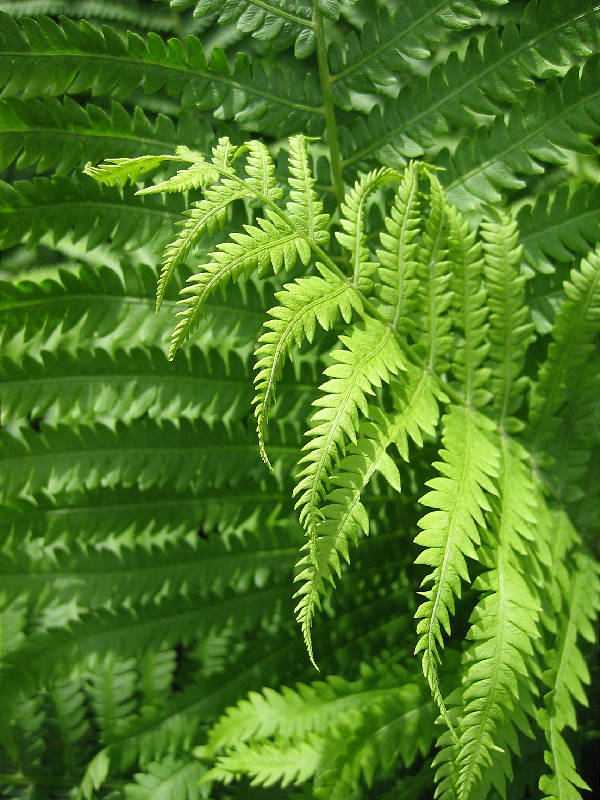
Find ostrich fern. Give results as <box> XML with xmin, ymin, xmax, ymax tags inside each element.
<box><xmin>1</xmin><ymin>2</ymin><xmax>599</xmax><ymax>799</ymax></box>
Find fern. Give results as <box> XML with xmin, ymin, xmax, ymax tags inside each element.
<box><xmin>1</xmin><ymin>2</ymin><xmax>599</xmax><ymax>800</ymax></box>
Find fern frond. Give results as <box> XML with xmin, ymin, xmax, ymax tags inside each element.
<box><xmin>375</xmin><ymin>160</ymin><xmax>420</xmax><ymax>329</ymax></box>
<box><xmin>446</xmin><ymin>205</ymin><xmax>490</xmax><ymax>408</ymax></box>
<box><xmin>0</xmin><ymin>417</ymin><xmax>297</xmax><ymax>502</ymax></box>
<box><xmin>294</xmin><ymin>317</ymin><xmax>404</xmax><ymax>536</ymax></box>
<box><xmin>170</xmin><ymin>216</ymin><xmax>304</xmax><ymax>358</ymax></box>
<box><xmin>83</xmin><ymin>153</ymin><xmax>190</xmax><ymax>187</ymax></box>
<box><xmin>342</xmin><ymin>1</ymin><xmax>600</xmax><ymax>172</ymax></box>
<box><xmin>313</xmin><ymin>680</ymin><xmax>436</xmax><ymax>800</ymax></box>
<box><xmin>538</xmin><ymin>550</ymin><xmax>600</xmax><ymax>800</ymax></box>
<box><xmin>328</xmin><ymin>0</ymin><xmax>500</xmax><ymax>108</ymax></box>
<box><xmin>413</xmin><ymin>168</ymin><xmax>452</xmax><ymax>370</ymax></box>
<box><xmin>335</xmin><ymin>167</ymin><xmax>399</xmax><ymax>286</ymax></box>
<box><xmin>414</xmin><ymin>405</ymin><xmax>500</xmax><ymax>733</ymax></box>
<box><xmin>0</xmin><ymin>97</ymin><xmax>213</xmax><ymax>175</ymax></box>
<box><xmin>206</xmin><ymin>661</ymin><xmax>413</xmax><ymax>753</ymax></box>
<box><xmin>188</xmin><ymin>0</ymin><xmax>315</xmax><ymax>59</ymax></box>
<box><xmin>0</xmin><ymin>175</ymin><xmax>182</xmax><ymax>252</ymax></box>
<box><xmin>124</xmin><ymin>756</ymin><xmax>209</xmax><ymax>800</ymax></box>
<box><xmin>0</xmin><ymin>0</ymin><xmax>179</xmax><ymax>32</ymax></box>
<box><xmin>205</xmin><ymin>735</ymin><xmax>321</xmax><ymax>788</ymax></box>
<box><xmin>87</xmin><ymin>655</ymin><xmax>138</xmax><ymax>743</ymax></box>
<box><xmin>443</xmin><ymin>54</ymin><xmax>600</xmax><ymax>210</ymax></box>
<box><xmin>518</xmin><ymin>184</ymin><xmax>600</xmax><ymax>275</ymax></box>
<box><xmin>530</xmin><ymin>246</ymin><xmax>600</xmax><ymax>455</ymax></box>
<box><xmin>253</xmin><ymin>265</ymin><xmax>362</xmax><ymax>468</ymax></box>
<box><xmin>294</xmin><ymin>363</ymin><xmax>443</xmax><ymax>662</ymax></box>
<box><xmin>0</xmin><ymin>345</ymin><xmax>261</xmax><ymax>427</ymax></box>
<box><xmin>155</xmin><ymin>182</ymin><xmax>249</xmax><ymax>311</ymax></box>
<box><xmin>0</xmin><ymin>13</ymin><xmax>323</xmax><ymax>135</ymax></box>
<box><xmin>0</xmin><ymin>528</ymin><xmax>299</xmax><ymax>611</ymax></box>
<box><xmin>449</xmin><ymin>437</ymin><xmax>541</xmax><ymax>800</ymax></box>
<box><xmin>481</xmin><ymin>209</ymin><xmax>534</xmax><ymax>428</ymax></box>
<box><xmin>285</xmin><ymin>133</ymin><xmax>330</xmax><ymax>241</ymax></box>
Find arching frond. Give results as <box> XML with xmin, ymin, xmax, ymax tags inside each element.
<box><xmin>414</xmin><ymin>406</ymin><xmax>500</xmax><ymax>731</ymax></box>
<box><xmin>335</xmin><ymin>167</ymin><xmax>399</xmax><ymax>287</ymax></box>
<box><xmin>375</xmin><ymin>160</ymin><xmax>420</xmax><ymax>329</ymax></box>
<box><xmin>446</xmin><ymin>205</ymin><xmax>490</xmax><ymax>408</ymax></box>
<box><xmin>481</xmin><ymin>209</ymin><xmax>534</xmax><ymax>428</ymax></box>
<box><xmin>294</xmin><ymin>317</ymin><xmax>404</xmax><ymax>536</ymax></box>
<box><xmin>253</xmin><ymin>266</ymin><xmax>362</xmax><ymax>467</ymax></box>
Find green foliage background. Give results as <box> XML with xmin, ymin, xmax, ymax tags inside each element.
<box><xmin>0</xmin><ymin>1</ymin><xmax>599</xmax><ymax>799</ymax></box>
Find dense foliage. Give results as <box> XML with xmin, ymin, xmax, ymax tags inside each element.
<box><xmin>0</xmin><ymin>1</ymin><xmax>599</xmax><ymax>799</ymax></box>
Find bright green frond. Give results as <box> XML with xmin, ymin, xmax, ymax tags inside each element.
<box><xmin>124</xmin><ymin>757</ymin><xmax>209</xmax><ymax>800</ymax></box>
<box><xmin>294</xmin><ymin>363</ymin><xmax>443</xmax><ymax>662</ymax></box>
<box><xmin>446</xmin><ymin>204</ymin><xmax>490</xmax><ymax>408</ymax></box>
<box><xmin>375</xmin><ymin>160</ymin><xmax>420</xmax><ymax>329</ymax></box>
<box><xmin>449</xmin><ymin>437</ymin><xmax>542</xmax><ymax>800</ymax></box>
<box><xmin>335</xmin><ymin>167</ymin><xmax>399</xmax><ymax>287</ymax></box>
<box><xmin>413</xmin><ymin>168</ymin><xmax>452</xmax><ymax>370</ymax></box>
<box><xmin>83</xmin><ymin>153</ymin><xmax>192</xmax><ymax>188</ymax></box>
<box><xmin>481</xmin><ymin>209</ymin><xmax>534</xmax><ymax>428</ymax></box>
<box><xmin>253</xmin><ymin>265</ymin><xmax>362</xmax><ymax>468</ymax></box>
<box><xmin>169</xmin><ymin>216</ymin><xmax>304</xmax><ymax>358</ymax></box>
<box><xmin>415</xmin><ymin>405</ymin><xmax>500</xmax><ymax>732</ymax></box>
<box><xmin>286</xmin><ymin>133</ymin><xmax>330</xmax><ymax>241</ymax></box>
<box><xmin>294</xmin><ymin>317</ymin><xmax>404</xmax><ymax>536</ymax></box>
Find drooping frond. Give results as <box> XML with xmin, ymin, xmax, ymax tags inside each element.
<box><xmin>414</xmin><ymin>405</ymin><xmax>500</xmax><ymax>731</ymax></box>
<box><xmin>443</xmin><ymin>437</ymin><xmax>541</xmax><ymax>800</ymax></box>
<box><xmin>294</xmin><ymin>317</ymin><xmax>404</xmax><ymax>537</ymax></box>
<box><xmin>335</xmin><ymin>167</ymin><xmax>399</xmax><ymax>286</ymax></box>
<box><xmin>253</xmin><ymin>265</ymin><xmax>362</xmax><ymax>467</ymax></box>
<box><xmin>481</xmin><ymin>209</ymin><xmax>534</xmax><ymax>428</ymax></box>
<box><xmin>446</xmin><ymin>205</ymin><xmax>490</xmax><ymax>408</ymax></box>
<box><xmin>538</xmin><ymin>550</ymin><xmax>600</xmax><ymax>800</ymax></box>
<box><xmin>294</xmin><ymin>363</ymin><xmax>443</xmax><ymax>662</ymax></box>
<box><xmin>375</xmin><ymin>160</ymin><xmax>420</xmax><ymax>329</ymax></box>
<box><xmin>170</xmin><ymin>214</ymin><xmax>305</xmax><ymax>358</ymax></box>
<box><xmin>530</xmin><ymin>246</ymin><xmax>600</xmax><ymax>457</ymax></box>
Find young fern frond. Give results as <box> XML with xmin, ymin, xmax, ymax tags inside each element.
<box><xmin>294</xmin><ymin>363</ymin><xmax>444</xmax><ymax>663</ymax></box>
<box><xmin>375</xmin><ymin>160</ymin><xmax>421</xmax><ymax>329</ymax></box>
<box><xmin>448</xmin><ymin>437</ymin><xmax>542</xmax><ymax>800</ymax></box>
<box><xmin>293</xmin><ymin>318</ymin><xmax>404</xmax><ymax>537</ymax></box>
<box><xmin>414</xmin><ymin>406</ymin><xmax>500</xmax><ymax>736</ymax></box>
<box><xmin>253</xmin><ymin>266</ymin><xmax>362</xmax><ymax>468</ymax></box>
<box><xmin>481</xmin><ymin>210</ymin><xmax>534</xmax><ymax>429</ymax></box>
<box><xmin>335</xmin><ymin>167</ymin><xmax>400</xmax><ymax>287</ymax></box>
<box><xmin>285</xmin><ymin>133</ymin><xmax>330</xmax><ymax>242</ymax></box>
<box><xmin>446</xmin><ymin>205</ymin><xmax>490</xmax><ymax>408</ymax></box>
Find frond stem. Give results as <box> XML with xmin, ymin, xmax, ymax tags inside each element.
<box><xmin>312</xmin><ymin>0</ymin><xmax>345</xmax><ymax>202</ymax></box>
